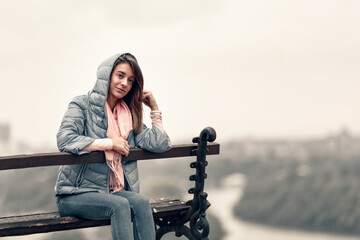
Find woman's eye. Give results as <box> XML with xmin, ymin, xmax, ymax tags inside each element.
<box><xmin>129</xmin><ymin>79</ymin><xmax>134</xmax><ymax>84</ymax></box>
<box><xmin>118</xmin><ymin>74</ymin><xmax>123</xmax><ymax>78</ymax></box>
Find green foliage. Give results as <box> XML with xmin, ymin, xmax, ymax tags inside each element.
<box><xmin>1</xmin><ymin>166</ymin><xmax>59</xmax><ymax>215</ymax></box>
<box><xmin>228</xmin><ymin>132</ymin><xmax>360</xmax><ymax>234</ymax></box>
<box><xmin>141</xmin><ymin>179</ymin><xmax>184</xmax><ymax>199</ymax></box>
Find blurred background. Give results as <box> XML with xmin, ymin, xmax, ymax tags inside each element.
<box><xmin>1</xmin><ymin>0</ymin><xmax>360</xmax><ymax>239</ymax></box>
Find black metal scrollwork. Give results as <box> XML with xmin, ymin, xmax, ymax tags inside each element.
<box><xmin>189</xmin><ymin>192</ymin><xmax>210</xmax><ymax>239</ymax></box>
<box><xmin>155</xmin><ymin>127</ymin><xmax>216</xmax><ymax>240</ymax></box>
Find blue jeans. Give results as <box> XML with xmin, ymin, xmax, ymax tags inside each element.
<box><xmin>57</xmin><ymin>191</ymin><xmax>155</xmax><ymax>240</ymax></box>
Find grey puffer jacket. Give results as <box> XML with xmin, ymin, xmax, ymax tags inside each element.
<box><xmin>54</xmin><ymin>53</ymin><xmax>171</xmax><ymax>195</ymax></box>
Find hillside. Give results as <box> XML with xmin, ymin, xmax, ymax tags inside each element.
<box><xmin>217</xmin><ymin>130</ymin><xmax>360</xmax><ymax>234</ymax></box>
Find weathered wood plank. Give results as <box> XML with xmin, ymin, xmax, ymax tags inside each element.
<box><xmin>0</xmin><ymin>143</ymin><xmax>220</xmax><ymax>171</ymax></box>
<box><xmin>149</xmin><ymin>197</ymin><xmax>180</xmax><ymax>204</ymax></box>
<box><xmin>0</xmin><ymin>198</ymin><xmax>190</xmax><ymax>237</ymax></box>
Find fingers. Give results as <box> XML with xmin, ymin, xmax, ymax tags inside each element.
<box><xmin>142</xmin><ymin>90</ymin><xmax>159</xmax><ymax>110</ymax></box>
<box><xmin>121</xmin><ymin>150</ymin><xmax>129</xmax><ymax>157</ymax></box>
<box><xmin>121</xmin><ymin>145</ymin><xmax>129</xmax><ymax>157</ymax></box>
<box><xmin>142</xmin><ymin>91</ymin><xmax>152</xmax><ymax>104</ymax></box>
<box><xmin>112</xmin><ymin>137</ymin><xmax>130</xmax><ymax>156</ymax></box>
<box><xmin>123</xmin><ymin>140</ymin><xmax>129</xmax><ymax>149</ymax></box>
<box><xmin>143</xmin><ymin>90</ymin><xmax>151</xmax><ymax>96</ymax></box>
<box><xmin>123</xmin><ymin>142</ymin><xmax>130</xmax><ymax>156</ymax></box>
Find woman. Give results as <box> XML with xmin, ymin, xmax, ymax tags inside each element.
<box><xmin>55</xmin><ymin>53</ymin><xmax>171</xmax><ymax>240</ymax></box>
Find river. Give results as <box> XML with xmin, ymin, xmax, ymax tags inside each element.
<box><xmin>206</xmin><ymin>173</ymin><xmax>360</xmax><ymax>240</ymax></box>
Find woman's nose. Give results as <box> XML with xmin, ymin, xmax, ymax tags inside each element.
<box><xmin>120</xmin><ymin>79</ymin><xmax>128</xmax><ymax>87</ymax></box>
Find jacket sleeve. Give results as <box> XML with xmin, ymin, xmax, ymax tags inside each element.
<box><xmin>134</xmin><ymin>124</ymin><xmax>172</xmax><ymax>153</ymax></box>
<box><xmin>57</xmin><ymin>96</ymin><xmax>95</xmax><ymax>155</ymax></box>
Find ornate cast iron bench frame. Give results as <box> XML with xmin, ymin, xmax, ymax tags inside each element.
<box><xmin>0</xmin><ymin>127</ymin><xmax>219</xmax><ymax>240</ymax></box>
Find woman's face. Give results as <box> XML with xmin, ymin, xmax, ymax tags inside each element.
<box><xmin>108</xmin><ymin>63</ymin><xmax>135</xmax><ymax>101</ymax></box>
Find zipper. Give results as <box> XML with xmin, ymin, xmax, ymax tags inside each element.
<box><xmin>106</xmin><ymin>165</ymin><xmax>110</xmax><ymax>193</ymax></box>
<box><xmin>122</xmin><ymin>162</ymin><xmax>133</xmax><ymax>192</ymax></box>
<box><xmin>75</xmin><ymin>164</ymin><xmax>87</xmax><ymax>187</ymax></box>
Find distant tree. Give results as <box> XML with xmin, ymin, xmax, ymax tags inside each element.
<box><xmin>142</xmin><ymin>180</ymin><xmax>184</xmax><ymax>199</ymax></box>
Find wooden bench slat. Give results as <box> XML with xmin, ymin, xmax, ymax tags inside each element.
<box><xmin>0</xmin><ymin>143</ymin><xmax>220</xmax><ymax>171</ymax></box>
<box><xmin>0</xmin><ymin>212</ymin><xmax>60</xmax><ymax>224</ymax></box>
<box><xmin>149</xmin><ymin>197</ymin><xmax>179</xmax><ymax>204</ymax></box>
<box><xmin>0</xmin><ymin>198</ymin><xmax>190</xmax><ymax>237</ymax></box>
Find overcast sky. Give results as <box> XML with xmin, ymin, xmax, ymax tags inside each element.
<box><xmin>0</xmin><ymin>0</ymin><xmax>359</xmax><ymax>148</ymax></box>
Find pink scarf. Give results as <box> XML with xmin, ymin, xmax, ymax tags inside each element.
<box><xmin>105</xmin><ymin>100</ymin><xmax>133</xmax><ymax>193</ymax></box>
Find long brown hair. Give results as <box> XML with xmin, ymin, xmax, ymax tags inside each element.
<box><xmin>111</xmin><ymin>54</ymin><xmax>144</xmax><ymax>133</ymax></box>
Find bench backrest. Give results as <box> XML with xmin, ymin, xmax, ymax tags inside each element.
<box><xmin>0</xmin><ymin>143</ymin><xmax>220</xmax><ymax>171</ymax></box>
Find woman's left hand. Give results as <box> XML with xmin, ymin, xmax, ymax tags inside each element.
<box><xmin>142</xmin><ymin>90</ymin><xmax>159</xmax><ymax>110</ymax></box>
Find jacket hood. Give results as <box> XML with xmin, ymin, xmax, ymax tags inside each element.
<box><xmin>88</xmin><ymin>53</ymin><xmax>127</xmax><ymax>118</ymax></box>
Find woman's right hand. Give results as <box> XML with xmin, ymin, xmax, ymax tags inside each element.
<box><xmin>112</xmin><ymin>137</ymin><xmax>130</xmax><ymax>156</ymax></box>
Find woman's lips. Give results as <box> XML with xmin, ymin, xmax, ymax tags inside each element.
<box><xmin>116</xmin><ymin>87</ymin><xmax>125</xmax><ymax>93</ymax></box>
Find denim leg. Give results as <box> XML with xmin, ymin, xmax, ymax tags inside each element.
<box><xmin>113</xmin><ymin>191</ymin><xmax>155</xmax><ymax>240</ymax></box>
<box><xmin>57</xmin><ymin>192</ymin><xmax>133</xmax><ymax>240</ymax></box>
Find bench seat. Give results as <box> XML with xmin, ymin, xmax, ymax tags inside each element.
<box><xmin>0</xmin><ymin>197</ymin><xmax>189</xmax><ymax>237</ymax></box>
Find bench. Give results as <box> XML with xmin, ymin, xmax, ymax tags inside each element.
<box><xmin>0</xmin><ymin>127</ymin><xmax>219</xmax><ymax>240</ymax></box>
